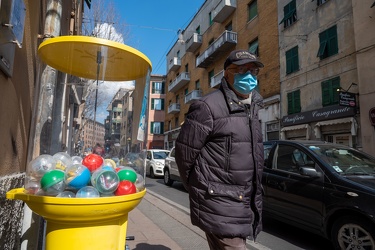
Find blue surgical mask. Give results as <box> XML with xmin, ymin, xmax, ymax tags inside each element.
<box><xmin>233</xmin><ymin>72</ymin><xmax>258</xmax><ymax>95</ymax></box>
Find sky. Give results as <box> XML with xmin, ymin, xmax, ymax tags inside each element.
<box><xmin>91</xmin><ymin>0</ymin><xmax>205</xmax><ymax>122</ymax></box>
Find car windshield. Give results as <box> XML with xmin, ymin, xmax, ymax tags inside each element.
<box><xmin>153</xmin><ymin>151</ymin><xmax>169</xmax><ymax>159</ymax></box>
<box><xmin>308</xmin><ymin>144</ymin><xmax>375</xmax><ymax>175</ymax></box>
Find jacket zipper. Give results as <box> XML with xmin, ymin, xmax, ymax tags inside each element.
<box><xmin>225</xmin><ymin>136</ymin><xmax>231</xmax><ymax>172</ymax></box>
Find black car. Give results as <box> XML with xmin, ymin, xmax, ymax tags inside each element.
<box><xmin>262</xmin><ymin>140</ymin><xmax>375</xmax><ymax>249</ymax></box>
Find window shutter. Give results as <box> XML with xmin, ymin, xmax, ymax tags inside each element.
<box><xmin>161</xmin><ymin>82</ymin><xmax>165</xmax><ymax>94</ymax></box>
<box><xmin>328</xmin><ymin>25</ymin><xmax>338</xmax><ymax>55</ymax></box>
<box><xmin>160</xmin><ymin>122</ymin><xmax>164</xmax><ymax>134</ymax></box>
<box><xmin>161</xmin><ymin>99</ymin><xmax>165</xmax><ymax>110</ymax></box>
<box><xmin>151</xmin><ymin>82</ymin><xmax>155</xmax><ymax>94</ymax></box>
<box><xmin>295</xmin><ymin>90</ymin><xmax>301</xmax><ymax>113</ymax></box>
<box><xmin>321</xmin><ymin>81</ymin><xmax>331</xmax><ymax>106</ymax></box>
<box><xmin>287</xmin><ymin>92</ymin><xmax>293</xmax><ymax>114</ymax></box>
<box><xmin>151</xmin><ymin>98</ymin><xmax>155</xmax><ymax>110</ymax></box>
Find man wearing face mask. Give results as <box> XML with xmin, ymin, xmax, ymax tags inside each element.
<box><xmin>175</xmin><ymin>50</ymin><xmax>264</xmax><ymax>250</ymax></box>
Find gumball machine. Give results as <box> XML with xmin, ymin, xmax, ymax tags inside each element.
<box><xmin>6</xmin><ymin>36</ymin><xmax>150</xmax><ymax>250</ymax></box>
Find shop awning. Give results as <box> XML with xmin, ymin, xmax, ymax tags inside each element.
<box><xmin>315</xmin><ymin>117</ymin><xmax>353</xmax><ymax>127</ymax></box>
<box><xmin>314</xmin><ymin>117</ymin><xmax>357</xmax><ymax>138</ymax></box>
<box><xmin>38</xmin><ymin>36</ymin><xmax>152</xmax><ymax>81</ymax></box>
<box><xmin>281</xmin><ymin>124</ymin><xmax>308</xmax><ymax>132</ymax></box>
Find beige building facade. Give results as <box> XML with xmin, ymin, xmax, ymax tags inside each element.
<box><xmin>164</xmin><ymin>0</ymin><xmax>280</xmax><ymax>148</ymax></box>
<box><xmin>278</xmin><ymin>0</ymin><xmax>375</xmax><ymax>155</ymax></box>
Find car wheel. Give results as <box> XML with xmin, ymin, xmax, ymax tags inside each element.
<box><xmin>149</xmin><ymin>167</ymin><xmax>155</xmax><ymax>178</ymax></box>
<box><xmin>331</xmin><ymin>215</ymin><xmax>375</xmax><ymax>250</ymax></box>
<box><xmin>164</xmin><ymin>169</ymin><xmax>173</xmax><ymax>186</ymax></box>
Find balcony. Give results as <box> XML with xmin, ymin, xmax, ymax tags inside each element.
<box><xmin>196</xmin><ymin>31</ymin><xmax>237</xmax><ymax>68</ymax></box>
<box><xmin>168</xmin><ymin>72</ymin><xmax>190</xmax><ymax>93</ymax></box>
<box><xmin>212</xmin><ymin>0</ymin><xmax>237</xmax><ymax>23</ymax></box>
<box><xmin>185</xmin><ymin>33</ymin><xmax>202</xmax><ymax>52</ymax></box>
<box><xmin>168</xmin><ymin>103</ymin><xmax>180</xmax><ymax>114</ymax></box>
<box><xmin>167</xmin><ymin>57</ymin><xmax>181</xmax><ymax>72</ymax></box>
<box><xmin>185</xmin><ymin>90</ymin><xmax>202</xmax><ymax>104</ymax></box>
<box><xmin>211</xmin><ymin>70</ymin><xmax>224</xmax><ymax>88</ymax></box>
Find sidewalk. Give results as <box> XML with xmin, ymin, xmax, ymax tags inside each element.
<box><xmin>126</xmin><ymin>190</ymin><xmax>209</xmax><ymax>250</ymax></box>
<box><xmin>126</xmin><ymin>190</ymin><xmax>267</xmax><ymax>250</ymax></box>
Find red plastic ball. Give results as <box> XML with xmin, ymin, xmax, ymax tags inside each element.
<box><xmin>82</xmin><ymin>154</ymin><xmax>103</xmax><ymax>172</ymax></box>
<box><xmin>115</xmin><ymin>180</ymin><xmax>136</xmax><ymax>196</ymax></box>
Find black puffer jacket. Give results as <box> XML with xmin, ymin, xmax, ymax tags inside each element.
<box><xmin>175</xmin><ymin>78</ymin><xmax>264</xmax><ymax>239</ymax></box>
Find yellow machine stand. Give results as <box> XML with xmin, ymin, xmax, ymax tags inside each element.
<box><xmin>6</xmin><ymin>188</ymin><xmax>146</xmax><ymax>250</ymax></box>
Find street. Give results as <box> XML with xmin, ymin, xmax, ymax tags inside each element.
<box><xmin>144</xmin><ymin>176</ymin><xmax>333</xmax><ymax>250</ymax></box>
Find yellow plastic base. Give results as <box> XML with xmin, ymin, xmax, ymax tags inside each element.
<box><xmin>6</xmin><ymin>188</ymin><xmax>146</xmax><ymax>250</ymax></box>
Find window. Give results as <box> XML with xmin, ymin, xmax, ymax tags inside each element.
<box><xmin>209</xmin><ymin>12</ymin><xmax>213</xmax><ymax>26</ymax></box>
<box><xmin>176</xmin><ymin>94</ymin><xmax>180</xmax><ymax>103</ymax></box>
<box><xmin>317</xmin><ymin>0</ymin><xmax>329</xmax><ymax>6</ymax></box>
<box><xmin>150</xmin><ymin>122</ymin><xmax>164</xmax><ymax>134</ymax></box>
<box><xmin>208</xmin><ymin>70</ymin><xmax>214</xmax><ymax>84</ymax></box>
<box><xmin>275</xmin><ymin>145</ymin><xmax>314</xmax><ymax>173</ymax></box>
<box><xmin>195</xmin><ymin>80</ymin><xmax>200</xmax><ymax>90</ymax></box>
<box><xmin>287</xmin><ymin>90</ymin><xmax>301</xmax><ymax>114</ymax></box>
<box><xmin>196</xmin><ymin>26</ymin><xmax>200</xmax><ymax>34</ymax></box>
<box><xmin>225</xmin><ymin>22</ymin><xmax>232</xmax><ymax>31</ymax></box>
<box><xmin>317</xmin><ymin>25</ymin><xmax>338</xmax><ymax>60</ymax></box>
<box><xmin>248</xmin><ymin>1</ymin><xmax>258</xmax><ymax>21</ymax></box>
<box><xmin>184</xmin><ymin>88</ymin><xmax>188</xmax><ymax>96</ymax></box>
<box><xmin>321</xmin><ymin>77</ymin><xmax>340</xmax><ymax>106</ymax></box>
<box><xmin>266</xmin><ymin>122</ymin><xmax>279</xmax><ymax>141</ymax></box>
<box><xmin>177</xmin><ymin>50</ymin><xmax>180</xmax><ymax>59</ymax></box>
<box><xmin>279</xmin><ymin>0</ymin><xmax>297</xmax><ymax>28</ymax></box>
<box><xmin>248</xmin><ymin>39</ymin><xmax>259</xmax><ymax>56</ymax></box>
<box><xmin>286</xmin><ymin>46</ymin><xmax>299</xmax><ymax>74</ymax></box>
<box><xmin>151</xmin><ymin>98</ymin><xmax>164</xmax><ymax>110</ymax></box>
<box><xmin>175</xmin><ymin>117</ymin><xmax>179</xmax><ymax>128</ymax></box>
<box><xmin>185</xmin><ymin>64</ymin><xmax>189</xmax><ymax>72</ymax></box>
<box><xmin>152</xmin><ymin>81</ymin><xmax>165</xmax><ymax>94</ymax></box>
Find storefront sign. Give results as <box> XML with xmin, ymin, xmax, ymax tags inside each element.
<box><xmin>339</xmin><ymin>91</ymin><xmax>356</xmax><ymax>107</ymax></box>
<box><xmin>370</xmin><ymin>107</ymin><xmax>375</xmax><ymax>126</ymax></box>
<box><xmin>282</xmin><ymin>105</ymin><xmax>356</xmax><ymax>126</ymax></box>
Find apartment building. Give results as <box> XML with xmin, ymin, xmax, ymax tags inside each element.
<box><xmin>278</xmin><ymin>0</ymin><xmax>375</xmax><ymax>155</ymax></box>
<box><xmin>120</xmin><ymin>90</ymin><xmax>133</xmax><ymax>154</ymax></box>
<box><xmin>81</xmin><ymin>119</ymin><xmax>105</xmax><ymax>153</ymax></box>
<box><xmin>147</xmin><ymin>74</ymin><xmax>167</xmax><ymax>149</ymax></box>
<box><xmin>164</xmin><ymin>0</ymin><xmax>280</xmax><ymax>148</ymax></box>
<box><xmin>105</xmin><ymin>88</ymin><xmax>129</xmax><ymax>145</ymax></box>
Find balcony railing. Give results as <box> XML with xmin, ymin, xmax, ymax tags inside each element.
<box><xmin>185</xmin><ymin>90</ymin><xmax>202</xmax><ymax>104</ymax></box>
<box><xmin>168</xmin><ymin>72</ymin><xmax>190</xmax><ymax>93</ymax></box>
<box><xmin>212</xmin><ymin>0</ymin><xmax>237</xmax><ymax>23</ymax></box>
<box><xmin>167</xmin><ymin>57</ymin><xmax>181</xmax><ymax>72</ymax></box>
<box><xmin>185</xmin><ymin>33</ymin><xmax>202</xmax><ymax>52</ymax></box>
<box><xmin>168</xmin><ymin>103</ymin><xmax>180</xmax><ymax>114</ymax></box>
<box><xmin>196</xmin><ymin>30</ymin><xmax>237</xmax><ymax>68</ymax></box>
<box><xmin>210</xmin><ymin>70</ymin><xmax>224</xmax><ymax>88</ymax></box>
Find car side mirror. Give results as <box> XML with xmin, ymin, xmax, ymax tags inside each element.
<box><xmin>299</xmin><ymin>167</ymin><xmax>322</xmax><ymax>178</ymax></box>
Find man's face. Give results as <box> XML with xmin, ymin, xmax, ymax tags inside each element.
<box><xmin>224</xmin><ymin>62</ymin><xmax>260</xmax><ymax>85</ymax></box>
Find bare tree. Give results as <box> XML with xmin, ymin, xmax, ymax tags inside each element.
<box><xmin>73</xmin><ymin>0</ymin><xmax>130</xmax><ymax>153</ymax></box>
<box><xmin>82</xmin><ymin>0</ymin><xmax>130</xmax><ymax>42</ymax></box>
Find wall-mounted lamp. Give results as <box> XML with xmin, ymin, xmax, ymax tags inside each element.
<box><xmin>337</xmin><ymin>82</ymin><xmax>357</xmax><ymax>92</ymax></box>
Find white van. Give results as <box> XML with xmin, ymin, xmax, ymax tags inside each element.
<box><xmin>145</xmin><ymin>149</ymin><xmax>170</xmax><ymax>178</ymax></box>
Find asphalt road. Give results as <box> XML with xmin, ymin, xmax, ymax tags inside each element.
<box><xmin>145</xmin><ymin>176</ymin><xmax>333</xmax><ymax>250</ymax></box>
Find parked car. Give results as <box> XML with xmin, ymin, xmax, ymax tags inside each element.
<box><xmin>163</xmin><ymin>147</ymin><xmax>183</xmax><ymax>186</ymax></box>
<box><xmin>145</xmin><ymin>149</ymin><xmax>170</xmax><ymax>178</ymax></box>
<box><xmin>262</xmin><ymin>140</ymin><xmax>375</xmax><ymax>249</ymax></box>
